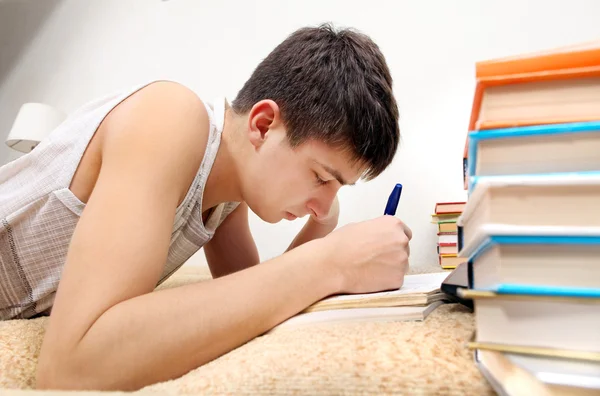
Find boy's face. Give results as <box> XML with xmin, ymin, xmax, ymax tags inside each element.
<box><xmin>240</xmin><ymin>101</ymin><xmax>364</xmax><ymax>224</ymax></box>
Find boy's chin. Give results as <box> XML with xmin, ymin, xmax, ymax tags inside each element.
<box><xmin>255</xmin><ymin>209</ymin><xmax>285</xmax><ymax>224</ymax></box>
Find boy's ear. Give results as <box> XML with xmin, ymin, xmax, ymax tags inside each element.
<box><xmin>247</xmin><ymin>99</ymin><xmax>281</xmax><ymax>149</ymax></box>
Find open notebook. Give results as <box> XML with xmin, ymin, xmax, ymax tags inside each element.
<box><xmin>270</xmin><ymin>272</ymin><xmax>450</xmax><ymax>332</ymax></box>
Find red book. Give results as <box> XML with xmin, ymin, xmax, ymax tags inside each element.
<box><xmin>434</xmin><ymin>202</ymin><xmax>466</xmax><ymax>214</ymax></box>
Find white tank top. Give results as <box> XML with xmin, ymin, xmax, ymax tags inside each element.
<box><xmin>0</xmin><ymin>81</ymin><xmax>239</xmax><ymax>320</ymax></box>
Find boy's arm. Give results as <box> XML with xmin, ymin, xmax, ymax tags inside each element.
<box><xmin>205</xmin><ymin>197</ymin><xmax>338</xmax><ymax>277</ymax></box>
<box><xmin>35</xmin><ymin>82</ymin><xmax>342</xmax><ymax>391</ymax></box>
<box><xmin>203</xmin><ymin>202</ymin><xmax>260</xmax><ymax>278</ymax></box>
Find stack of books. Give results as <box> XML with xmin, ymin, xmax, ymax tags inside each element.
<box><xmin>432</xmin><ymin>201</ymin><xmax>466</xmax><ymax>270</ymax></box>
<box><xmin>457</xmin><ymin>42</ymin><xmax>600</xmax><ymax>394</ymax></box>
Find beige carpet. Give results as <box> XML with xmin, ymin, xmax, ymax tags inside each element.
<box><xmin>0</xmin><ymin>265</ymin><xmax>494</xmax><ymax>395</ymax></box>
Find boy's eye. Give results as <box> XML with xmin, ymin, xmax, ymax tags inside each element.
<box><xmin>314</xmin><ymin>172</ymin><xmax>327</xmax><ymax>186</ymax></box>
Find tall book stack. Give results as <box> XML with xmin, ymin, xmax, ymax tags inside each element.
<box><xmin>457</xmin><ymin>42</ymin><xmax>600</xmax><ymax>395</ymax></box>
<box><xmin>431</xmin><ymin>201</ymin><xmax>466</xmax><ymax>270</ymax></box>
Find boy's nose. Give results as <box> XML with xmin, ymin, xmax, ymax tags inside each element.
<box><xmin>307</xmin><ymin>204</ymin><xmax>326</xmax><ymax>220</ymax></box>
<box><xmin>306</xmin><ymin>193</ymin><xmax>336</xmax><ymax>220</ymax></box>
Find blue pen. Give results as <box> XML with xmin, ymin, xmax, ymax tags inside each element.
<box><xmin>384</xmin><ymin>183</ymin><xmax>402</xmax><ymax>216</ymax></box>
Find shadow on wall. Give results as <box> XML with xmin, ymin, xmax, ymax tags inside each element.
<box><xmin>0</xmin><ymin>0</ymin><xmax>61</xmax><ymax>88</ymax></box>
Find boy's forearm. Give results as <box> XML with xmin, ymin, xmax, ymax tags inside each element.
<box><xmin>287</xmin><ymin>217</ymin><xmax>338</xmax><ymax>252</ymax></box>
<box><xmin>207</xmin><ymin>217</ymin><xmax>335</xmax><ymax>280</ymax></box>
<box><xmin>37</xmin><ymin>239</ymin><xmax>340</xmax><ymax>391</ymax></box>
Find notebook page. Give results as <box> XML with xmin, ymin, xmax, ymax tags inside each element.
<box><xmin>323</xmin><ymin>272</ymin><xmax>450</xmax><ymax>302</ymax></box>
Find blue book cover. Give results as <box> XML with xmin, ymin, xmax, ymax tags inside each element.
<box><xmin>458</xmin><ymin>226</ymin><xmax>600</xmax><ymax>298</ymax></box>
<box><xmin>466</xmin><ymin>120</ymin><xmax>600</xmax><ymax>191</ymax></box>
<box><xmin>462</xmin><ymin>228</ymin><xmax>600</xmax><ymax>263</ymax></box>
<box><xmin>492</xmin><ymin>284</ymin><xmax>600</xmax><ymax>298</ymax></box>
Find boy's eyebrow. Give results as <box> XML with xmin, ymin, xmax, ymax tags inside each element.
<box><xmin>314</xmin><ymin>160</ymin><xmax>354</xmax><ymax>186</ymax></box>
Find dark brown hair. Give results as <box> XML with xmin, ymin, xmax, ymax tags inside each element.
<box><xmin>232</xmin><ymin>23</ymin><xmax>400</xmax><ymax>180</ymax></box>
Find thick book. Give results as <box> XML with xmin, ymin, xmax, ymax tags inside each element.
<box><xmin>458</xmin><ymin>289</ymin><xmax>600</xmax><ymax>355</ymax></box>
<box><xmin>457</xmin><ymin>224</ymin><xmax>600</xmax><ymax>290</ymax></box>
<box><xmin>457</xmin><ymin>172</ymin><xmax>600</xmax><ymax>250</ymax></box>
<box><xmin>467</xmin><ymin>40</ymin><xmax>600</xmax><ymax>131</ymax></box>
<box><xmin>466</xmin><ymin>121</ymin><xmax>600</xmax><ymax>186</ymax></box>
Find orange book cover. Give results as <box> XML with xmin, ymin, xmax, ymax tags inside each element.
<box><xmin>476</xmin><ymin>40</ymin><xmax>600</xmax><ymax>79</ymax></box>
<box><xmin>462</xmin><ymin>41</ymin><xmax>600</xmax><ymax>187</ymax></box>
<box><xmin>468</xmin><ymin>40</ymin><xmax>600</xmax><ymax>132</ymax></box>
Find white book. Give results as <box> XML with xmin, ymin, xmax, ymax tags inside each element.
<box><xmin>458</xmin><ymin>172</ymin><xmax>600</xmax><ymax>254</ymax></box>
<box><xmin>457</xmin><ymin>223</ymin><xmax>600</xmax><ymax>290</ymax></box>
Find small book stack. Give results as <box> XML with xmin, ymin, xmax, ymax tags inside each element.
<box><xmin>457</xmin><ymin>41</ymin><xmax>600</xmax><ymax>395</ymax></box>
<box><xmin>432</xmin><ymin>201</ymin><xmax>466</xmax><ymax>270</ymax></box>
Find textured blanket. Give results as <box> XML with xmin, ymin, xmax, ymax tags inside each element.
<box><xmin>0</xmin><ymin>265</ymin><xmax>494</xmax><ymax>395</ymax></box>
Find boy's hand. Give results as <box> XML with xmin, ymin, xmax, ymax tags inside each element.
<box><xmin>322</xmin><ymin>215</ymin><xmax>412</xmax><ymax>294</ymax></box>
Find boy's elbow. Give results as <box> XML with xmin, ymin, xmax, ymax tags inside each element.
<box><xmin>36</xmin><ymin>363</ymin><xmax>66</xmax><ymax>390</ymax></box>
<box><xmin>36</xmin><ymin>352</ymin><xmax>95</xmax><ymax>391</ymax></box>
<box><xmin>36</xmin><ymin>356</ymin><xmax>77</xmax><ymax>391</ymax></box>
<box><xmin>36</xmin><ymin>351</ymin><xmax>138</xmax><ymax>392</ymax></box>
<box><xmin>35</xmin><ymin>368</ymin><xmax>61</xmax><ymax>391</ymax></box>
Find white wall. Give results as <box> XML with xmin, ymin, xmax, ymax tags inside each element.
<box><xmin>1</xmin><ymin>0</ymin><xmax>600</xmax><ymax>270</ymax></box>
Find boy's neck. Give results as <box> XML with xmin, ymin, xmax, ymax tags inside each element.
<box><xmin>201</xmin><ymin>105</ymin><xmax>245</xmax><ymax>211</ymax></box>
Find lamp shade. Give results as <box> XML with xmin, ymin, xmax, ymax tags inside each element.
<box><xmin>5</xmin><ymin>102</ymin><xmax>66</xmax><ymax>153</ymax></box>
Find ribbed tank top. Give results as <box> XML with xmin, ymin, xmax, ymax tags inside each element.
<box><xmin>0</xmin><ymin>81</ymin><xmax>239</xmax><ymax>320</ymax></box>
